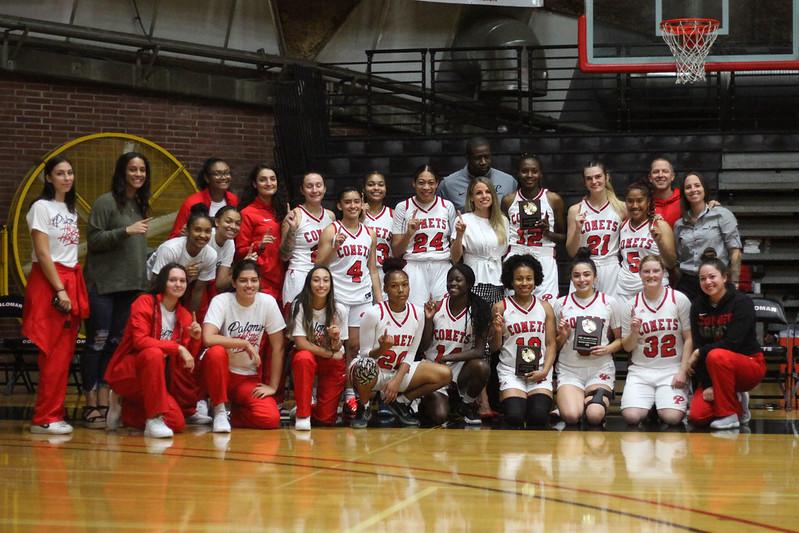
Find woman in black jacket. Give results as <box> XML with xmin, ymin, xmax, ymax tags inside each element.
<box><xmin>686</xmin><ymin>252</ymin><xmax>764</xmax><ymax>430</ymax></box>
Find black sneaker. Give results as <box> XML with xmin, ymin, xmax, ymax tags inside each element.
<box><xmin>458</xmin><ymin>402</ymin><xmax>482</xmax><ymax>426</ymax></box>
<box><xmin>351</xmin><ymin>403</ymin><xmax>371</xmax><ymax>429</ymax></box>
<box><xmin>388</xmin><ymin>401</ymin><xmax>420</xmax><ymax>426</ymax></box>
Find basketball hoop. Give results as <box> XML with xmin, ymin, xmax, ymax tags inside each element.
<box><xmin>660</xmin><ymin>18</ymin><xmax>720</xmax><ymax>84</ymax></box>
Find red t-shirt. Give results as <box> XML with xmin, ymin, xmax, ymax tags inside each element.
<box><xmin>654</xmin><ymin>187</ymin><xmax>682</xmax><ymax>227</ymax></box>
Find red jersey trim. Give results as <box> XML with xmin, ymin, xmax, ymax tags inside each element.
<box><xmin>570</xmin><ymin>292</ymin><xmax>600</xmax><ymax>310</ymax></box>
<box><xmin>299</xmin><ymin>204</ymin><xmax>325</xmax><ymax>223</ymax></box>
<box><xmin>508</xmin><ymin>295</ymin><xmax>537</xmax><ymax>314</ymax></box>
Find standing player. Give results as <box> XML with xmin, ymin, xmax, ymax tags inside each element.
<box><xmin>502</xmin><ymin>154</ymin><xmax>565</xmax><ymax>301</ymax></box>
<box><xmin>391</xmin><ymin>165</ymin><xmax>457</xmax><ymax>305</ymax></box>
<box><xmin>23</xmin><ymin>156</ymin><xmax>89</xmax><ymax>435</ymax></box>
<box><xmin>616</xmin><ymin>180</ymin><xmax>676</xmax><ymax>301</ymax></box>
<box><xmin>348</xmin><ymin>258</ymin><xmax>452</xmax><ymax>428</ymax></box>
<box><xmin>201</xmin><ymin>260</ymin><xmax>286</xmax><ymax>432</ymax></box>
<box><xmin>553</xmin><ymin>248</ymin><xmax>623</xmax><ymax>426</ymax></box>
<box><xmin>362</xmin><ymin>171</ymin><xmax>393</xmax><ymax>285</ymax></box>
<box><xmin>420</xmin><ymin>264</ymin><xmax>491</xmax><ymax>426</ymax></box>
<box><xmin>620</xmin><ymin>255</ymin><xmax>693</xmax><ymax>426</ymax></box>
<box><xmin>488</xmin><ymin>255</ymin><xmax>557</xmax><ymax>429</ymax></box>
<box><xmin>280</xmin><ymin>172</ymin><xmax>336</xmax><ymax>308</ymax></box>
<box><xmin>565</xmin><ymin>161</ymin><xmax>626</xmax><ymax>297</ymax></box>
<box><xmin>317</xmin><ymin>187</ymin><xmax>382</xmax><ymax>357</ymax></box>
<box><xmin>170</xmin><ymin>157</ymin><xmax>238</xmax><ymax>237</ymax></box>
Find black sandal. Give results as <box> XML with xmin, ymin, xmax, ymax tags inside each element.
<box><xmin>82</xmin><ymin>406</ymin><xmax>107</xmax><ymax>429</ymax></box>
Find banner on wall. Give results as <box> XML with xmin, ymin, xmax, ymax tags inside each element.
<box><xmin>418</xmin><ymin>0</ymin><xmax>543</xmax><ymax>6</ymax></box>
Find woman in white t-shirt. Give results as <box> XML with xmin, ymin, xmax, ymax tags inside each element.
<box><xmin>104</xmin><ymin>263</ymin><xmax>202</xmax><ymax>438</ymax></box>
<box><xmin>289</xmin><ymin>266</ymin><xmax>349</xmax><ymax>430</ymax></box>
<box><xmin>451</xmin><ymin>177</ymin><xmax>509</xmax><ymax>304</ymax></box>
<box><xmin>148</xmin><ymin>206</ymin><xmax>217</xmax><ymax>313</ymax></box>
<box><xmin>201</xmin><ymin>260</ymin><xmax>286</xmax><ymax>432</ymax></box>
<box><xmin>23</xmin><ymin>156</ymin><xmax>89</xmax><ymax>435</ymax></box>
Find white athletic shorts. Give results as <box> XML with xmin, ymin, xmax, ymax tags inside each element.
<box><xmin>405</xmin><ymin>260</ymin><xmax>450</xmax><ymax>305</ymax></box>
<box><xmin>569</xmin><ymin>261</ymin><xmax>619</xmax><ymax>298</ymax></box>
<box><xmin>374</xmin><ymin>360</ymin><xmax>421</xmax><ymax>394</ymax></box>
<box><xmin>282</xmin><ymin>268</ymin><xmax>309</xmax><ymax>309</ymax></box>
<box><xmin>556</xmin><ymin>359</ymin><xmax>616</xmax><ymax>391</ymax></box>
<box><xmin>435</xmin><ymin>360</ymin><xmax>465</xmax><ymax>398</ymax></box>
<box><xmin>497</xmin><ymin>361</ymin><xmax>554</xmax><ymax>394</ymax></box>
<box><xmin>343</xmin><ymin>301</ymin><xmax>373</xmax><ymax>329</ymax></box>
<box><xmin>620</xmin><ymin>364</ymin><xmax>689</xmax><ymax>412</ymax></box>
<box><xmin>534</xmin><ymin>254</ymin><xmax>559</xmax><ymax>301</ymax></box>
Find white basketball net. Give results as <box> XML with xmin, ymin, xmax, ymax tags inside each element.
<box><xmin>661</xmin><ymin>18</ymin><xmax>720</xmax><ymax>84</ymax></box>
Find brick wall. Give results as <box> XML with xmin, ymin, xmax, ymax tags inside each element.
<box><xmin>0</xmin><ymin>73</ymin><xmax>277</xmax><ymax>221</ymax></box>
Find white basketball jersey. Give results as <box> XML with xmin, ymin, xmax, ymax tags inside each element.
<box><xmin>618</xmin><ymin>219</ymin><xmax>668</xmax><ymax>296</ymax></box>
<box><xmin>579</xmin><ymin>199</ymin><xmax>622</xmax><ymax>266</ymax></box>
<box><xmin>392</xmin><ymin>197</ymin><xmax>455</xmax><ymax>262</ymax></box>
<box><xmin>366</xmin><ymin>302</ymin><xmax>423</xmax><ymax>371</ymax></box>
<box><xmin>625</xmin><ymin>288</ymin><xmax>690</xmax><ymax>369</ymax></box>
<box><xmin>424</xmin><ymin>295</ymin><xmax>473</xmax><ymax>364</ymax></box>
<box><xmin>507</xmin><ymin>189</ymin><xmax>556</xmax><ymax>259</ymax></box>
<box><xmin>498</xmin><ymin>296</ymin><xmax>548</xmax><ymax>369</ymax></box>
<box><xmin>552</xmin><ymin>291</ymin><xmax>619</xmax><ymax>368</ymax></box>
<box><xmin>364</xmin><ymin>206</ymin><xmax>393</xmax><ymax>268</ymax></box>
<box><xmin>329</xmin><ymin>221</ymin><xmax>373</xmax><ymax>305</ymax></box>
<box><xmin>288</xmin><ymin>206</ymin><xmax>334</xmax><ymax>272</ymax></box>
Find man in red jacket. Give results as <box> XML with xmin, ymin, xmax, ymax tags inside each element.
<box><xmin>649</xmin><ymin>157</ymin><xmax>682</xmax><ymax>226</ymax></box>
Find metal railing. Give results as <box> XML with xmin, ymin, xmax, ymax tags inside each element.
<box><xmin>324</xmin><ymin>44</ymin><xmax>799</xmax><ymax>135</ymax></box>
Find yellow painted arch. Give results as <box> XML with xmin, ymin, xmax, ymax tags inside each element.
<box><xmin>9</xmin><ymin>133</ymin><xmax>198</xmax><ymax>288</ymax></box>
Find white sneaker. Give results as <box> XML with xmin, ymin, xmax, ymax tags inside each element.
<box><xmin>144</xmin><ymin>416</ymin><xmax>174</xmax><ymax>439</ymax></box>
<box><xmin>295</xmin><ymin>416</ymin><xmax>311</xmax><ymax>431</ymax></box>
<box><xmin>106</xmin><ymin>390</ymin><xmax>122</xmax><ymax>431</ymax></box>
<box><xmin>195</xmin><ymin>399</ymin><xmax>209</xmax><ymax>417</ymax></box>
<box><xmin>186</xmin><ymin>412</ymin><xmax>212</xmax><ymax>425</ymax></box>
<box><xmin>30</xmin><ymin>421</ymin><xmax>73</xmax><ymax>435</ymax></box>
<box><xmin>709</xmin><ymin>414</ymin><xmax>740</xmax><ymax>430</ymax></box>
<box><xmin>738</xmin><ymin>392</ymin><xmax>751</xmax><ymax>424</ymax></box>
<box><xmin>213</xmin><ymin>406</ymin><xmax>231</xmax><ymax>433</ymax></box>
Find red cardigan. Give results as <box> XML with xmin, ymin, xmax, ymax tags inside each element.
<box><xmin>105</xmin><ymin>293</ymin><xmax>201</xmax><ymax>386</ymax></box>
<box><xmin>169</xmin><ymin>189</ymin><xmax>238</xmax><ymax>238</ymax></box>
<box><xmin>236</xmin><ymin>197</ymin><xmax>285</xmax><ymax>304</ymax></box>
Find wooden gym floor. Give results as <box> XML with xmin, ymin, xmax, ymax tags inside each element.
<box><xmin>1</xmin><ymin>393</ymin><xmax>799</xmax><ymax>531</ymax></box>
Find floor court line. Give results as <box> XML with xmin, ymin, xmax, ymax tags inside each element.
<box><xmin>0</xmin><ymin>440</ymin><xmax>714</xmax><ymax>532</ymax></box>
<box><xmin>345</xmin><ymin>486</ymin><xmax>438</xmax><ymax>533</ymax></box>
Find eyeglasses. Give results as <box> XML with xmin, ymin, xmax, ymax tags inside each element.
<box><xmin>209</xmin><ymin>170</ymin><xmax>232</xmax><ymax>178</ymax></box>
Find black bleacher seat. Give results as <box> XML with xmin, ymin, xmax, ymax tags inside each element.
<box><xmin>350</xmin><ymin>157</ymin><xmax>390</xmax><ymax>175</ymax></box>
<box><xmin>322</xmin><ymin>157</ymin><xmax>351</xmax><ymax>176</ymax></box>
<box><xmin>405</xmin><ymin>139</ymin><xmax>442</xmax><ymax>155</ymax></box>
<box><xmin>390</xmin><ymin>155</ymin><xmax>432</xmax><ymax>176</ymax></box>
<box><xmin>366</xmin><ymin>140</ymin><xmax>404</xmax><ymax>155</ymax></box>
<box><xmin>492</xmin><ymin>138</ymin><xmax>521</xmax><ymax>155</ymax></box>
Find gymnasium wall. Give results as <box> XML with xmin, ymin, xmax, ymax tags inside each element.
<box><xmin>0</xmin><ymin>73</ymin><xmax>277</xmax><ymax>220</ymax></box>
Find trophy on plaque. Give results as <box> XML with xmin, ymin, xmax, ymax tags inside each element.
<box><xmin>517</xmin><ymin>199</ymin><xmax>541</xmax><ymax>228</ymax></box>
<box><xmin>515</xmin><ymin>344</ymin><xmax>542</xmax><ymax>376</ymax></box>
<box><xmin>573</xmin><ymin>317</ymin><xmax>605</xmax><ymax>355</ymax></box>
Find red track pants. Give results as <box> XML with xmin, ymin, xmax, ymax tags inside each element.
<box><xmin>111</xmin><ymin>348</ymin><xmax>186</xmax><ymax>432</ymax></box>
<box><xmin>688</xmin><ymin>349</ymin><xmax>765</xmax><ymax>425</ymax></box>
<box><xmin>32</xmin><ymin>334</ymin><xmax>77</xmax><ymax>425</ymax></box>
<box><xmin>291</xmin><ymin>350</ymin><xmax>346</xmax><ymax>425</ymax></box>
<box><xmin>200</xmin><ymin>345</ymin><xmax>280</xmax><ymax>429</ymax></box>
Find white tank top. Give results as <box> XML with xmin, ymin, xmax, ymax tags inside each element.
<box><xmin>618</xmin><ymin>218</ymin><xmax>668</xmax><ymax>295</ymax></box>
<box><xmin>328</xmin><ymin>221</ymin><xmax>374</xmax><ymax>305</ymax></box>
<box><xmin>368</xmin><ymin>302</ymin><xmax>423</xmax><ymax>371</ymax></box>
<box><xmin>424</xmin><ymin>295</ymin><xmax>473</xmax><ymax>363</ymax></box>
<box><xmin>579</xmin><ymin>199</ymin><xmax>622</xmax><ymax>266</ymax></box>
<box><xmin>392</xmin><ymin>197</ymin><xmax>455</xmax><ymax>262</ymax></box>
<box><xmin>552</xmin><ymin>291</ymin><xmax>619</xmax><ymax>368</ymax></box>
<box><xmin>288</xmin><ymin>206</ymin><xmax>334</xmax><ymax>273</ymax></box>
<box><xmin>498</xmin><ymin>296</ymin><xmax>548</xmax><ymax>369</ymax></box>
<box><xmin>627</xmin><ymin>288</ymin><xmax>689</xmax><ymax>368</ymax></box>
<box><xmin>363</xmin><ymin>206</ymin><xmax>393</xmax><ymax>268</ymax></box>
<box><xmin>507</xmin><ymin>188</ymin><xmax>555</xmax><ymax>258</ymax></box>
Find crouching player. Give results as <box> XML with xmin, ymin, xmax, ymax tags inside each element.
<box><xmin>419</xmin><ymin>264</ymin><xmax>490</xmax><ymax>426</ymax></box>
<box><xmin>348</xmin><ymin>258</ymin><xmax>451</xmax><ymax>428</ymax></box>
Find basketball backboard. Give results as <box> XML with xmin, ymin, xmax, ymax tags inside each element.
<box><xmin>579</xmin><ymin>0</ymin><xmax>799</xmax><ymax>72</ymax></box>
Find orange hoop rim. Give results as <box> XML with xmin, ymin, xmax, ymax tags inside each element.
<box><xmin>660</xmin><ymin>17</ymin><xmax>721</xmax><ymax>36</ymax></box>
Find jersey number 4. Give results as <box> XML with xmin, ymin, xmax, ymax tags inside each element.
<box><xmin>642</xmin><ymin>334</ymin><xmax>677</xmax><ymax>358</ymax></box>
<box><xmin>434</xmin><ymin>345</ymin><xmax>462</xmax><ymax>363</ymax></box>
<box><xmin>347</xmin><ymin>260</ymin><xmax>363</xmax><ymax>283</ymax></box>
<box><xmin>412</xmin><ymin>232</ymin><xmax>445</xmax><ymax>254</ymax></box>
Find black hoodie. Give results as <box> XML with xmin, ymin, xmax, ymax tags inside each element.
<box><xmin>690</xmin><ymin>285</ymin><xmax>761</xmax><ymax>388</ymax></box>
